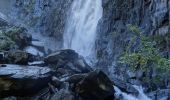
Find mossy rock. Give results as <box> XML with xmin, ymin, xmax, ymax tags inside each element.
<box><xmin>0</xmin><ymin>35</ymin><xmax>16</xmax><ymax>51</ymax></box>
<box><xmin>4</xmin><ymin>50</ymin><xmax>29</xmax><ymax>65</ymax></box>
<box><xmin>0</xmin><ymin>27</ymin><xmax>32</xmax><ymax>51</ymax></box>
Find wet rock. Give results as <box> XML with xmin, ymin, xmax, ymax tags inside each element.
<box><xmin>147</xmin><ymin>88</ymin><xmax>170</xmax><ymax>100</ymax></box>
<box><xmin>111</xmin><ymin>76</ymin><xmax>139</xmax><ymax>95</ymax></box>
<box><xmin>75</xmin><ymin>70</ymin><xmax>115</xmax><ymax>100</ymax></box>
<box><xmin>28</xmin><ymin>61</ymin><xmax>45</xmax><ymax>66</ymax></box>
<box><xmin>44</xmin><ymin>49</ymin><xmax>79</xmax><ymax>64</ymax></box>
<box><xmin>0</xmin><ymin>33</ymin><xmax>15</xmax><ymax>51</ymax></box>
<box><xmin>0</xmin><ymin>64</ymin><xmax>52</xmax><ymax>97</ymax></box>
<box><xmin>51</xmin><ymin>76</ymin><xmax>63</xmax><ymax>89</ymax></box>
<box><xmin>44</xmin><ymin>49</ymin><xmax>92</xmax><ymax>76</ymax></box>
<box><xmin>60</xmin><ymin>74</ymin><xmax>87</xmax><ymax>84</ymax></box>
<box><xmin>0</xmin><ymin>50</ymin><xmax>29</xmax><ymax>65</ymax></box>
<box><xmin>50</xmin><ymin>89</ymin><xmax>75</xmax><ymax>100</ymax></box>
<box><xmin>24</xmin><ymin>46</ymin><xmax>44</xmax><ymax>57</ymax></box>
<box><xmin>2</xmin><ymin>96</ymin><xmax>17</xmax><ymax>100</ymax></box>
<box><xmin>0</xmin><ymin>50</ymin><xmax>42</xmax><ymax>65</ymax></box>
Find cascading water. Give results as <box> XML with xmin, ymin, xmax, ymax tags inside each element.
<box><xmin>63</xmin><ymin>0</ymin><xmax>103</xmax><ymax>61</ymax></box>
<box><xmin>114</xmin><ymin>85</ymin><xmax>151</xmax><ymax>100</ymax></box>
<box><xmin>63</xmin><ymin>1</ymin><xmax>152</xmax><ymax>99</ymax></box>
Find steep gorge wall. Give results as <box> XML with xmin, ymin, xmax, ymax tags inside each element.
<box><xmin>8</xmin><ymin>0</ymin><xmax>73</xmax><ymax>41</ymax></box>
<box><xmin>96</xmin><ymin>0</ymin><xmax>170</xmax><ymax>73</ymax></box>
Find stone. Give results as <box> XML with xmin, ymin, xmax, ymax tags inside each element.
<box><xmin>44</xmin><ymin>49</ymin><xmax>79</xmax><ymax>64</ymax></box>
<box><xmin>24</xmin><ymin>46</ymin><xmax>44</xmax><ymax>57</ymax></box>
<box><xmin>28</xmin><ymin>61</ymin><xmax>45</xmax><ymax>66</ymax></box>
<box><xmin>60</xmin><ymin>74</ymin><xmax>87</xmax><ymax>84</ymax></box>
<box><xmin>75</xmin><ymin>70</ymin><xmax>115</xmax><ymax>100</ymax></box>
<box><xmin>0</xmin><ymin>34</ymin><xmax>15</xmax><ymax>51</ymax></box>
<box><xmin>50</xmin><ymin>89</ymin><xmax>75</xmax><ymax>100</ymax></box>
<box><xmin>111</xmin><ymin>76</ymin><xmax>139</xmax><ymax>95</ymax></box>
<box><xmin>147</xmin><ymin>89</ymin><xmax>170</xmax><ymax>100</ymax></box>
<box><xmin>44</xmin><ymin>49</ymin><xmax>92</xmax><ymax>76</ymax></box>
<box><xmin>0</xmin><ymin>64</ymin><xmax>52</xmax><ymax>97</ymax></box>
<box><xmin>2</xmin><ymin>50</ymin><xmax>29</xmax><ymax>65</ymax></box>
<box><xmin>2</xmin><ymin>96</ymin><xmax>17</xmax><ymax>100</ymax></box>
<box><xmin>0</xmin><ymin>50</ymin><xmax>42</xmax><ymax>65</ymax></box>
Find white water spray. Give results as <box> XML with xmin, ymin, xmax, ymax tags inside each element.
<box><xmin>0</xmin><ymin>12</ymin><xmax>7</xmax><ymax>21</ymax></box>
<box><xmin>63</xmin><ymin>0</ymin><xmax>103</xmax><ymax>59</ymax></box>
<box><xmin>114</xmin><ymin>85</ymin><xmax>151</xmax><ymax>100</ymax></box>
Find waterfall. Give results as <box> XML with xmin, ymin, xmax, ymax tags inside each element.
<box><xmin>114</xmin><ymin>86</ymin><xmax>151</xmax><ymax>100</ymax></box>
<box><xmin>63</xmin><ymin>0</ymin><xmax>103</xmax><ymax>60</ymax></box>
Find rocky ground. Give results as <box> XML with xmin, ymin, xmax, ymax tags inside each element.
<box><xmin>0</xmin><ymin>20</ymin><xmax>169</xmax><ymax>100</ymax></box>
<box><xmin>0</xmin><ymin>17</ymin><xmax>117</xmax><ymax>100</ymax></box>
<box><xmin>0</xmin><ymin>1</ymin><xmax>170</xmax><ymax>99</ymax></box>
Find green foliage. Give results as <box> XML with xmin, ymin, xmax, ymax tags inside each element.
<box><xmin>120</xmin><ymin>25</ymin><xmax>170</xmax><ymax>71</ymax></box>
<box><xmin>0</xmin><ymin>32</ymin><xmax>15</xmax><ymax>51</ymax></box>
<box><xmin>0</xmin><ymin>27</ymin><xmax>23</xmax><ymax>51</ymax></box>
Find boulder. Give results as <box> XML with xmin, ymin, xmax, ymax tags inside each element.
<box><xmin>60</xmin><ymin>74</ymin><xmax>87</xmax><ymax>84</ymax></box>
<box><xmin>0</xmin><ymin>50</ymin><xmax>41</xmax><ymax>65</ymax></box>
<box><xmin>3</xmin><ymin>50</ymin><xmax>29</xmax><ymax>64</ymax></box>
<box><xmin>44</xmin><ymin>49</ymin><xmax>92</xmax><ymax>77</ymax></box>
<box><xmin>0</xmin><ymin>64</ymin><xmax>52</xmax><ymax>97</ymax></box>
<box><xmin>1</xmin><ymin>96</ymin><xmax>17</xmax><ymax>100</ymax></box>
<box><xmin>111</xmin><ymin>76</ymin><xmax>139</xmax><ymax>95</ymax></box>
<box><xmin>24</xmin><ymin>46</ymin><xmax>44</xmax><ymax>57</ymax></box>
<box><xmin>0</xmin><ymin>27</ymin><xmax>32</xmax><ymax>50</ymax></box>
<box><xmin>0</xmin><ymin>33</ymin><xmax>15</xmax><ymax>51</ymax></box>
<box><xmin>50</xmin><ymin>89</ymin><xmax>75</xmax><ymax>100</ymax></box>
<box><xmin>147</xmin><ymin>88</ymin><xmax>170</xmax><ymax>100</ymax></box>
<box><xmin>75</xmin><ymin>70</ymin><xmax>115</xmax><ymax>100</ymax></box>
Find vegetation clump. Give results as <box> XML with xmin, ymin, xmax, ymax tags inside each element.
<box><xmin>120</xmin><ymin>25</ymin><xmax>170</xmax><ymax>71</ymax></box>
<box><xmin>0</xmin><ymin>27</ymin><xmax>31</xmax><ymax>51</ymax></box>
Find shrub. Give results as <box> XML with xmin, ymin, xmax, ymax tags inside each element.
<box><xmin>120</xmin><ymin>25</ymin><xmax>170</xmax><ymax>71</ymax></box>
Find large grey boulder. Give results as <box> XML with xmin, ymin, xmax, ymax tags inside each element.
<box><xmin>50</xmin><ymin>89</ymin><xmax>75</xmax><ymax>100</ymax></box>
<box><xmin>0</xmin><ymin>64</ymin><xmax>52</xmax><ymax>97</ymax></box>
<box><xmin>0</xmin><ymin>50</ymin><xmax>42</xmax><ymax>65</ymax></box>
<box><xmin>75</xmin><ymin>70</ymin><xmax>115</xmax><ymax>100</ymax></box>
<box><xmin>44</xmin><ymin>49</ymin><xmax>92</xmax><ymax>77</ymax></box>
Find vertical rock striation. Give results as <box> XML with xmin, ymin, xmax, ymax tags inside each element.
<box><xmin>96</xmin><ymin>0</ymin><xmax>170</xmax><ymax>73</ymax></box>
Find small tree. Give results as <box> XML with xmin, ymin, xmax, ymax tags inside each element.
<box><xmin>120</xmin><ymin>25</ymin><xmax>170</xmax><ymax>82</ymax></box>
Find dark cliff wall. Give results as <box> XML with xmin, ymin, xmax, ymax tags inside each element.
<box><xmin>9</xmin><ymin>0</ymin><xmax>73</xmax><ymax>41</ymax></box>
<box><xmin>96</xmin><ymin>0</ymin><xmax>170</xmax><ymax>72</ymax></box>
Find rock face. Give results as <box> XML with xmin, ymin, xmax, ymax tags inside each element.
<box><xmin>9</xmin><ymin>0</ymin><xmax>73</xmax><ymax>41</ymax></box>
<box><xmin>96</xmin><ymin>0</ymin><xmax>170</xmax><ymax>71</ymax></box>
<box><xmin>0</xmin><ymin>64</ymin><xmax>52</xmax><ymax>97</ymax></box>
